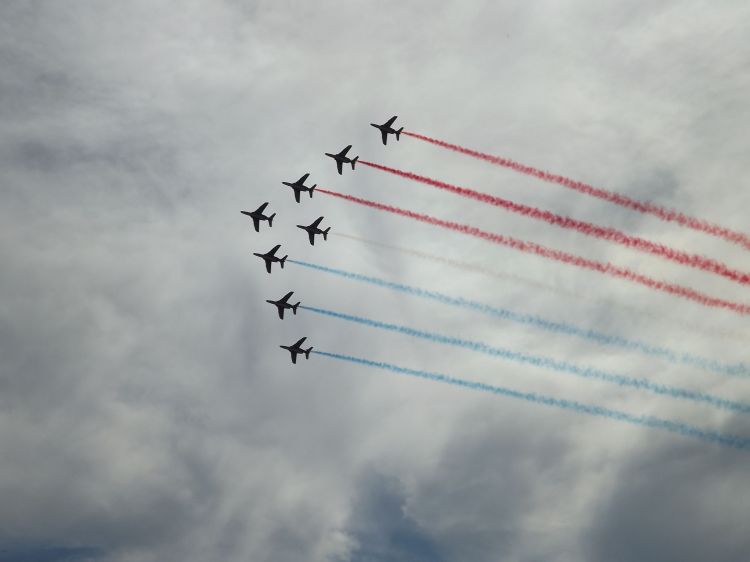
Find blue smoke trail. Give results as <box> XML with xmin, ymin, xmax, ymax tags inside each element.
<box><xmin>289</xmin><ymin>259</ymin><xmax>749</xmax><ymax>379</ymax></box>
<box><xmin>331</xmin><ymin>232</ymin><xmax>750</xmax><ymax>344</ymax></box>
<box><xmin>300</xmin><ymin>305</ymin><xmax>750</xmax><ymax>416</ymax></box>
<box><xmin>314</xmin><ymin>350</ymin><xmax>750</xmax><ymax>451</ymax></box>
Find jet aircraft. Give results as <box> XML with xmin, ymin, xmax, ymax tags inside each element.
<box><xmin>266</xmin><ymin>291</ymin><xmax>300</xmax><ymax>319</ymax></box>
<box><xmin>282</xmin><ymin>173</ymin><xmax>316</xmax><ymax>203</ymax></box>
<box><xmin>241</xmin><ymin>202</ymin><xmax>275</xmax><ymax>232</ymax></box>
<box><xmin>370</xmin><ymin>116</ymin><xmax>403</xmax><ymax>145</ymax></box>
<box><xmin>253</xmin><ymin>244</ymin><xmax>287</xmax><ymax>274</ymax></box>
<box><xmin>325</xmin><ymin>145</ymin><xmax>359</xmax><ymax>175</ymax></box>
<box><xmin>280</xmin><ymin>337</ymin><xmax>313</xmax><ymax>364</ymax></box>
<box><xmin>297</xmin><ymin>216</ymin><xmax>330</xmax><ymax>246</ymax></box>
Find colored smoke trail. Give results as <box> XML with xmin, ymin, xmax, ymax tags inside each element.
<box><xmin>403</xmin><ymin>130</ymin><xmax>750</xmax><ymax>252</ymax></box>
<box><xmin>316</xmin><ymin>188</ymin><xmax>750</xmax><ymax>316</ymax></box>
<box><xmin>331</xmin><ymin>232</ymin><xmax>750</xmax><ymax>343</ymax></box>
<box><xmin>315</xmin><ymin>351</ymin><xmax>750</xmax><ymax>451</ymax></box>
<box><xmin>289</xmin><ymin>259</ymin><xmax>750</xmax><ymax>379</ymax></box>
<box><xmin>301</xmin><ymin>305</ymin><xmax>750</xmax><ymax>415</ymax></box>
<box><xmin>359</xmin><ymin>160</ymin><xmax>750</xmax><ymax>287</ymax></box>
<box><xmin>333</xmin><ymin>231</ymin><xmax>565</xmax><ymax>293</ymax></box>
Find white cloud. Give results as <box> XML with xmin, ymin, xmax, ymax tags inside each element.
<box><xmin>1</xmin><ymin>1</ymin><xmax>749</xmax><ymax>560</ymax></box>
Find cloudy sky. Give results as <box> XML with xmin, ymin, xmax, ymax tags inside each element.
<box><xmin>2</xmin><ymin>1</ymin><xmax>750</xmax><ymax>560</ymax></box>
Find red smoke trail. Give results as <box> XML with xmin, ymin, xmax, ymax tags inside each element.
<box><xmin>360</xmin><ymin>160</ymin><xmax>750</xmax><ymax>287</ymax></box>
<box><xmin>316</xmin><ymin>188</ymin><xmax>750</xmax><ymax>316</ymax></box>
<box><xmin>403</xmin><ymin>130</ymin><xmax>750</xmax><ymax>252</ymax></box>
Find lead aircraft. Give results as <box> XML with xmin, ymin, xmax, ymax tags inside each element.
<box><xmin>370</xmin><ymin>116</ymin><xmax>403</xmax><ymax>145</ymax></box>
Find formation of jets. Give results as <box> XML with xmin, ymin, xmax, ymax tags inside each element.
<box><xmin>244</xmin><ymin>116</ymin><xmax>403</xmax><ymax>363</ymax></box>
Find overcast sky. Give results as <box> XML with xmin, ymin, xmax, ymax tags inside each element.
<box><xmin>2</xmin><ymin>1</ymin><xmax>750</xmax><ymax>561</ymax></box>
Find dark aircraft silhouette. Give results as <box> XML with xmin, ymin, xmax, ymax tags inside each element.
<box><xmin>253</xmin><ymin>244</ymin><xmax>287</xmax><ymax>274</ymax></box>
<box><xmin>266</xmin><ymin>291</ymin><xmax>300</xmax><ymax>319</ymax></box>
<box><xmin>280</xmin><ymin>337</ymin><xmax>312</xmax><ymax>364</ymax></box>
<box><xmin>325</xmin><ymin>145</ymin><xmax>359</xmax><ymax>175</ymax></box>
<box><xmin>241</xmin><ymin>202</ymin><xmax>275</xmax><ymax>232</ymax></box>
<box><xmin>282</xmin><ymin>173</ymin><xmax>316</xmax><ymax>203</ymax></box>
<box><xmin>297</xmin><ymin>216</ymin><xmax>330</xmax><ymax>246</ymax></box>
<box><xmin>370</xmin><ymin>116</ymin><xmax>403</xmax><ymax>145</ymax></box>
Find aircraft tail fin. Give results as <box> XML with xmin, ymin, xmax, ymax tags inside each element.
<box><xmin>268</xmin><ymin>213</ymin><xmax>276</xmax><ymax>227</ymax></box>
<box><xmin>322</xmin><ymin>227</ymin><xmax>330</xmax><ymax>241</ymax></box>
<box><xmin>292</xmin><ymin>302</ymin><xmax>300</xmax><ymax>315</ymax></box>
<box><xmin>309</xmin><ymin>184</ymin><xmax>316</xmax><ymax>198</ymax></box>
<box><xmin>351</xmin><ymin>156</ymin><xmax>359</xmax><ymax>170</ymax></box>
<box><xmin>396</xmin><ymin>127</ymin><xmax>403</xmax><ymax>140</ymax></box>
<box><xmin>280</xmin><ymin>255</ymin><xmax>287</xmax><ymax>269</ymax></box>
<box><xmin>305</xmin><ymin>347</ymin><xmax>312</xmax><ymax>359</ymax></box>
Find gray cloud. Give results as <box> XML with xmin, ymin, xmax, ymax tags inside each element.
<box><xmin>1</xmin><ymin>1</ymin><xmax>749</xmax><ymax>561</ymax></box>
<box><xmin>586</xmin><ymin>439</ymin><xmax>750</xmax><ymax>562</ymax></box>
<box><xmin>335</xmin><ymin>471</ymin><xmax>443</xmax><ymax>562</ymax></box>
<box><xmin>0</xmin><ymin>544</ymin><xmax>103</xmax><ymax>562</ymax></box>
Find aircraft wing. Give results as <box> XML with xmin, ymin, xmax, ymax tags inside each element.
<box><xmin>291</xmin><ymin>351</ymin><xmax>297</xmax><ymax>364</ymax></box>
<box><xmin>307</xmin><ymin>231</ymin><xmax>315</xmax><ymax>245</ymax></box>
<box><xmin>280</xmin><ymin>291</ymin><xmax>293</xmax><ymax>303</ymax></box>
<box><xmin>298</xmin><ymin>173</ymin><xmax>309</xmax><ymax>184</ymax></box>
<box><xmin>252</xmin><ymin>218</ymin><xmax>260</xmax><ymax>232</ymax></box>
<box><xmin>381</xmin><ymin>130</ymin><xmax>388</xmax><ymax>145</ymax></box>
<box><xmin>255</xmin><ymin>202</ymin><xmax>268</xmax><ymax>213</ymax></box>
<box><xmin>277</xmin><ymin>307</ymin><xmax>284</xmax><ymax>320</ymax></box>
<box><xmin>270</xmin><ymin>244</ymin><xmax>281</xmax><ymax>255</ymax></box>
<box><xmin>294</xmin><ymin>337</ymin><xmax>307</xmax><ymax>346</ymax></box>
<box><xmin>294</xmin><ymin>189</ymin><xmax>301</xmax><ymax>203</ymax></box>
<box><xmin>310</xmin><ymin>217</ymin><xmax>324</xmax><ymax>228</ymax></box>
<box><xmin>336</xmin><ymin>160</ymin><xmax>343</xmax><ymax>175</ymax></box>
<box><xmin>385</xmin><ymin>116</ymin><xmax>397</xmax><ymax>127</ymax></box>
<box><xmin>339</xmin><ymin>145</ymin><xmax>351</xmax><ymax>157</ymax></box>
<box><xmin>265</xmin><ymin>259</ymin><xmax>272</xmax><ymax>274</ymax></box>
